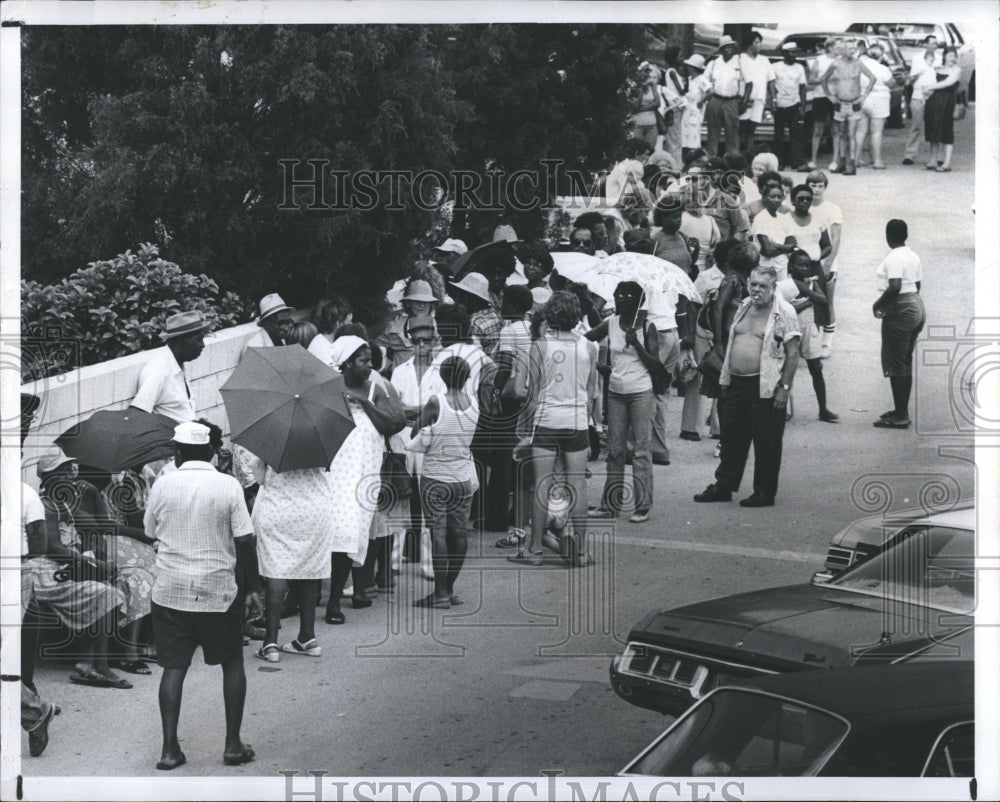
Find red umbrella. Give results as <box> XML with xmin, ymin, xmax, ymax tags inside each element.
<box><xmin>56</xmin><ymin>409</ymin><xmax>177</xmax><ymax>472</ymax></box>
<box><xmin>220</xmin><ymin>345</ymin><xmax>356</xmax><ymax>473</ymax></box>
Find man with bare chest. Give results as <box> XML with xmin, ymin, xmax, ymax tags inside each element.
<box><xmin>822</xmin><ymin>39</ymin><xmax>875</xmax><ymax>175</ymax></box>
<box><xmin>694</xmin><ymin>265</ymin><xmax>801</xmax><ymax>507</ymax></box>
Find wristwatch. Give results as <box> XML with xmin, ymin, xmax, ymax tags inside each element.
<box><xmin>779</xmin><ymin>382</ymin><xmax>790</xmax><ymax>392</ymax></box>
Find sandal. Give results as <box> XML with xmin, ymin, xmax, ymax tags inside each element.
<box><xmin>69</xmin><ymin>667</ymin><xmax>133</xmax><ymax>689</ymax></box>
<box><xmin>112</xmin><ymin>659</ymin><xmax>153</xmax><ymax>675</ymax></box>
<box><xmin>507</xmin><ymin>550</ymin><xmax>543</xmax><ymax>567</ymax></box>
<box><xmin>449</xmin><ymin>595</ymin><xmax>464</xmax><ymax>606</ymax></box>
<box><xmin>873</xmin><ymin>417</ymin><xmax>910</xmax><ymax>429</ymax></box>
<box><xmin>255</xmin><ymin>643</ymin><xmax>280</xmax><ymax>663</ymax></box>
<box><xmin>413</xmin><ymin>593</ymin><xmax>451</xmax><ymax>609</ymax></box>
<box><xmin>324</xmin><ymin>610</ymin><xmax>346</xmax><ymax>625</ymax></box>
<box><xmin>280</xmin><ymin>638</ymin><xmax>322</xmax><ymax>656</ymax></box>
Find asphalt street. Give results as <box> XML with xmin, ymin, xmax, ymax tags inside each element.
<box><xmin>23</xmin><ymin>110</ymin><xmax>977</xmax><ymax>779</ymax></box>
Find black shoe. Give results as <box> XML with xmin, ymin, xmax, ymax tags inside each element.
<box><xmin>351</xmin><ymin>595</ymin><xmax>374</xmax><ymax>609</ymax></box>
<box><xmin>694</xmin><ymin>484</ymin><xmax>732</xmax><ymax>503</ymax></box>
<box><xmin>818</xmin><ymin>409</ymin><xmax>840</xmax><ymax>423</ymax></box>
<box><xmin>739</xmin><ymin>493</ymin><xmax>775</xmax><ymax>508</ymax></box>
<box><xmin>679</xmin><ymin>430</ymin><xmax>702</xmax><ymax>442</ymax></box>
<box><xmin>29</xmin><ymin>703</ymin><xmax>56</xmax><ymax>757</ymax></box>
<box><xmin>902</xmin><ymin>158</ymin><xmax>914</xmax><ymax>165</ymax></box>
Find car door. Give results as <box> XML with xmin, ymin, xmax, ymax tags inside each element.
<box><xmin>921</xmin><ymin>721</ymin><xmax>974</xmax><ymax>777</ymax></box>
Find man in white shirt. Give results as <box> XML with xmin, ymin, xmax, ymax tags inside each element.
<box><xmin>772</xmin><ymin>43</ymin><xmax>809</xmax><ymax>170</ymax></box>
<box><xmin>903</xmin><ymin>40</ymin><xmax>939</xmax><ymax>164</ymax></box>
<box><xmin>243</xmin><ymin>292</ymin><xmax>294</xmax><ymax>349</ymax></box>
<box><xmin>703</xmin><ymin>36</ymin><xmax>749</xmax><ymax>156</ymax></box>
<box><xmin>145</xmin><ymin>421</ymin><xmax>260</xmax><ymax>771</ymax></box>
<box><xmin>806</xmin><ymin>170</ymin><xmax>843</xmax><ymax>357</ymax></box>
<box><xmin>738</xmin><ymin>31</ymin><xmax>776</xmax><ymax>151</ymax></box>
<box><xmin>131</xmin><ymin>310</ymin><xmax>210</xmax><ymax>422</ymax></box>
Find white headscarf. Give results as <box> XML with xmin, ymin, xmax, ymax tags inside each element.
<box><xmin>326</xmin><ymin>335</ymin><xmax>369</xmax><ymax>372</ymax></box>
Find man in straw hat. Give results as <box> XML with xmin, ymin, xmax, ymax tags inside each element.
<box><xmin>703</xmin><ymin>35</ymin><xmax>752</xmax><ymax>156</ymax></box>
<box><xmin>131</xmin><ymin>310</ymin><xmax>211</xmax><ymax>423</ymax></box>
<box><xmin>248</xmin><ymin>292</ymin><xmax>294</xmax><ymax>347</ymax></box>
<box><xmin>144</xmin><ymin>421</ymin><xmax>260</xmax><ymax>770</ymax></box>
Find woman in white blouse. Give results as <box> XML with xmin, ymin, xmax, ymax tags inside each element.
<box><xmin>872</xmin><ymin>219</ymin><xmax>925</xmax><ymax>429</ymax></box>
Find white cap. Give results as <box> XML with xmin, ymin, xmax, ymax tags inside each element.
<box><xmin>173</xmin><ymin>421</ymin><xmax>211</xmax><ymax>445</ymax></box>
<box><xmin>530</xmin><ymin>286</ymin><xmax>552</xmax><ymax>306</ymax></box>
<box><xmin>433</xmin><ymin>238</ymin><xmax>468</xmax><ymax>255</ymax></box>
<box><xmin>781</xmin><ymin>42</ymin><xmax>798</xmax><ymax>51</ymax></box>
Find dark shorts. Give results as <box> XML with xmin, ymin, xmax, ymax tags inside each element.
<box><xmin>152</xmin><ymin>599</ymin><xmax>243</xmax><ymax>669</ymax></box>
<box><xmin>810</xmin><ymin>97</ymin><xmax>834</xmax><ymax>123</ymax></box>
<box><xmin>533</xmin><ymin>427</ymin><xmax>589</xmax><ymax>453</ymax></box>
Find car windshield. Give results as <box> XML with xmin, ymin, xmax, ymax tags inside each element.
<box><xmin>626</xmin><ymin>690</ymin><xmax>848</xmax><ymax>777</ymax></box>
<box><xmin>782</xmin><ymin>36</ymin><xmax>827</xmax><ymax>55</ymax></box>
<box><xmin>890</xmin><ymin>24</ymin><xmax>943</xmax><ymax>44</ymax></box>
<box><xmin>830</xmin><ymin>526</ymin><xmax>973</xmax><ymax>613</ymax></box>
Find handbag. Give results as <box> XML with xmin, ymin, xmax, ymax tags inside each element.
<box><xmin>953</xmin><ymin>104</ymin><xmax>967</xmax><ymax>121</ymax></box>
<box><xmin>378</xmin><ymin>436</ymin><xmax>412</xmax><ymax>509</ymax></box>
<box><xmin>649</xmin><ymin>360</ymin><xmax>671</xmax><ymax>395</ymax></box>
<box><xmin>654</xmin><ymin>108</ymin><xmax>669</xmax><ymax>135</ymax></box>
<box><xmin>697</xmin><ymin>345</ymin><xmax>725</xmax><ymax>382</ymax></box>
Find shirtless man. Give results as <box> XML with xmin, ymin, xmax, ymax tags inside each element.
<box><xmin>821</xmin><ymin>39</ymin><xmax>876</xmax><ymax>175</ymax></box>
<box><xmin>694</xmin><ymin>263</ymin><xmax>801</xmax><ymax>507</ymax></box>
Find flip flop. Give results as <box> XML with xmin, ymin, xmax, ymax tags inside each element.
<box><xmin>413</xmin><ymin>594</ymin><xmax>451</xmax><ymax>609</ymax></box>
<box><xmin>69</xmin><ymin>668</ymin><xmax>133</xmax><ymax>689</ymax></box>
<box><xmin>156</xmin><ymin>752</ymin><xmax>186</xmax><ymax>771</ymax></box>
<box><xmin>223</xmin><ymin>745</ymin><xmax>255</xmax><ymax>766</ymax></box>
<box><xmin>873</xmin><ymin>417</ymin><xmax>910</xmax><ymax>429</ymax></box>
<box><xmin>449</xmin><ymin>595</ymin><xmax>464</xmax><ymax>606</ymax></box>
<box><xmin>112</xmin><ymin>659</ymin><xmax>153</xmax><ymax>675</ymax></box>
<box><xmin>507</xmin><ymin>550</ymin><xmax>543</xmax><ymax>567</ymax></box>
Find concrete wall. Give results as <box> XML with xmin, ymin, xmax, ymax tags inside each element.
<box><xmin>20</xmin><ymin>322</ymin><xmax>261</xmax><ymax>488</ymax></box>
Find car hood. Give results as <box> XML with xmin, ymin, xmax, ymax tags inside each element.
<box><xmin>631</xmin><ymin>584</ymin><xmax>963</xmax><ymax>669</ymax></box>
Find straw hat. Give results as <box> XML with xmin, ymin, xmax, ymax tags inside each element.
<box><xmin>449</xmin><ymin>272</ymin><xmax>492</xmax><ymax>304</ymax></box>
<box><xmin>683</xmin><ymin>53</ymin><xmax>706</xmax><ymax>70</ymax></box>
<box><xmin>160</xmin><ymin>310</ymin><xmax>211</xmax><ymax>341</ymax></box>
<box><xmin>36</xmin><ymin>446</ymin><xmax>76</xmax><ymax>477</ymax></box>
<box><xmin>402</xmin><ymin>280</ymin><xmax>438</xmax><ymax>304</ymax></box>
<box><xmin>257</xmin><ymin>293</ymin><xmax>292</xmax><ymax>321</ymax></box>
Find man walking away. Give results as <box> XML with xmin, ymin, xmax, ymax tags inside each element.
<box><xmin>694</xmin><ymin>262</ymin><xmax>801</xmax><ymax>507</ymax></box>
<box><xmin>144</xmin><ymin>422</ymin><xmax>261</xmax><ymax>770</ymax></box>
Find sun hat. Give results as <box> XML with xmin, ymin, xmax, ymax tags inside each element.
<box><xmin>449</xmin><ymin>272</ymin><xmax>492</xmax><ymax>304</ymax></box>
<box><xmin>432</xmin><ymin>238</ymin><xmax>468</xmax><ymax>255</ymax></box>
<box><xmin>173</xmin><ymin>421</ymin><xmax>211</xmax><ymax>446</ymax></box>
<box><xmin>36</xmin><ymin>446</ymin><xmax>76</xmax><ymax>477</ymax></box>
<box><xmin>683</xmin><ymin>53</ymin><xmax>706</xmax><ymax>70</ymax></box>
<box><xmin>781</xmin><ymin>42</ymin><xmax>798</xmax><ymax>52</ymax></box>
<box><xmin>402</xmin><ymin>280</ymin><xmax>438</xmax><ymax>304</ymax></box>
<box><xmin>718</xmin><ymin>35</ymin><xmax>738</xmax><ymax>50</ymax></box>
<box><xmin>406</xmin><ymin>315</ymin><xmax>436</xmax><ymax>339</ymax></box>
<box><xmin>160</xmin><ymin>310</ymin><xmax>211</xmax><ymax>341</ymax></box>
<box><xmin>257</xmin><ymin>293</ymin><xmax>293</xmax><ymax>322</ymax></box>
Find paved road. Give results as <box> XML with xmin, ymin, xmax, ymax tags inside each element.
<box><xmin>23</xmin><ymin>110</ymin><xmax>977</xmax><ymax>779</ymax></box>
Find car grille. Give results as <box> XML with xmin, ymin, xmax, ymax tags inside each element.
<box><xmin>615</xmin><ymin>642</ymin><xmax>772</xmax><ymax>700</ymax></box>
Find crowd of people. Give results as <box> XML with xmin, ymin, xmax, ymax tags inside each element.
<box><xmin>631</xmin><ymin>32</ymin><xmax>967</xmax><ymax>176</ymax></box>
<box><xmin>17</xmin><ymin>33</ymin><xmax>935</xmax><ymax>768</ymax></box>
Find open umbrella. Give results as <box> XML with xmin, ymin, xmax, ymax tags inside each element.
<box><xmin>56</xmin><ymin>409</ymin><xmax>177</xmax><ymax>473</ymax></box>
<box><xmin>220</xmin><ymin>345</ymin><xmax>356</xmax><ymax>473</ymax></box>
<box><xmin>591</xmin><ymin>251</ymin><xmax>702</xmax><ymax>311</ymax></box>
<box><xmin>549</xmin><ymin>251</ymin><xmax>601</xmax><ymax>285</ymax></box>
<box><xmin>450</xmin><ymin>239</ymin><xmax>517</xmax><ymax>282</ymax></box>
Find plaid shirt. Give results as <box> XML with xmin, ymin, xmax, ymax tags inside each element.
<box><xmin>144</xmin><ymin>461</ymin><xmax>252</xmax><ymax>612</ymax></box>
<box><xmin>470</xmin><ymin>308</ymin><xmax>503</xmax><ymax>358</ymax></box>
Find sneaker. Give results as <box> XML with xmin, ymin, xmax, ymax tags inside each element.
<box><xmin>255</xmin><ymin>643</ymin><xmax>280</xmax><ymax>663</ymax></box>
<box><xmin>587</xmin><ymin>507</ymin><xmax>616</xmax><ymax>519</ymax></box>
<box><xmin>495</xmin><ymin>529</ymin><xmax>525</xmax><ymax>548</ymax></box>
<box><xmin>628</xmin><ymin>511</ymin><xmax>650</xmax><ymax>523</ymax></box>
<box><xmin>280</xmin><ymin>638</ymin><xmax>322</xmax><ymax>657</ymax></box>
<box><xmin>820</xmin><ymin>344</ymin><xmax>832</xmax><ymax>359</ymax></box>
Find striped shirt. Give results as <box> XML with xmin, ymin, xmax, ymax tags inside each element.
<box><xmin>144</xmin><ymin>461</ymin><xmax>252</xmax><ymax>612</ymax></box>
<box><xmin>420</xmin><ymin>393</ymin><xmax>479</xmax><ymax>484</ymax></box>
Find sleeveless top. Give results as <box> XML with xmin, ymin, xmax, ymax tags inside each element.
<box><xmin>421</xmin><ymin>393</ymin><xmax>479</xmax><ymax>484</ymax></box>
<box><xmin>608</xmin><ymin>315</ymin><xmax>653</xmax><ymax>394</ymax></box>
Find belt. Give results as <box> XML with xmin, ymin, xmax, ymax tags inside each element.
<box><xmin>713</xmin><ymin>94</ymin><xmax>739</xmax><ymax>101</ymax></box>
<box><xmin>657</xmin><ymin>328</ymin><xmax>677</xmax><ymax>333</ymax></box>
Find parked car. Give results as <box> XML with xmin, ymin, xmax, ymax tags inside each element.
<box><xmin>813</xmin><ymin>501</ymin><xmax>974</xmax><ymax>581</ymax></box>
<box><xmin>619</xmin><ymin>662</ymin><xmax>973</xmax><ymax>777</ymax></box>
<box><xmin>689</xmin><ymin>23</ymin><xmax>791</xmax><ymax>58</ymax></box>
<box><xmin>846</xmin><ymin>22</ymin><xmax>975</xmax><ymax>100</ymax></box>
<box><xmin>772</xmin><ymin>32</ymin><xmax>909</xmax><ymax>128</ymax></box>
<box><xmin>609</xmin><ymin>515</ymin><xmax>973</xmax><ymax>716</ymax></box>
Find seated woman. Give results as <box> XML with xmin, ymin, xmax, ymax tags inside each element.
<box><xmin>30</xmin><ymin>448</ymin><xmax>130</xmax><ymax>688</ymax></box>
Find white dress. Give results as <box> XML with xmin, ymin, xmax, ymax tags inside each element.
<box><xmin>327</xmin><ymin>382</ymin><xmax>385</xmax><ymax>565</ymax></box>
<box><xmin>250</xmin><ymin>460</ymin><xmax>332</xmax><ymax>580</ymax></box>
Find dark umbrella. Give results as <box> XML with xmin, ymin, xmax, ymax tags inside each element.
<box><xmin>450</xmin><ymin>239</ymin><xmax>518</xmax><ymax>282</ymax></box>
<box><xmin>56</xmin><ymin>409</ymin><xmax>177</xmax><ymax>473</ymax></box>
<box><xmin>220</xmin><ymin>345</ymin><xmax>355</xmax><ymax>473</ymax></box>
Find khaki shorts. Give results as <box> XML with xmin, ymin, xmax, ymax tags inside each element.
<box><xmin>833</xmin><ymin>100</ymin><xmax>862</xmax><ymax>122</ymax></box>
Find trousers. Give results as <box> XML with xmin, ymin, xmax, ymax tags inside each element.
<box><xmin>714</xmin><ymin>374</ymin><xmax>787</xmax><ymax>498</ymax></box>
<box><xmin>705</xmin><ymin>97</ymin><xmax>740</xmax><ymax>156</ymax></box>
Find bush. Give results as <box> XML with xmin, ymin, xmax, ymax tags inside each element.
<box><xmin>21</xmin><ymin>242</ymin><xmax>247</xmax><ymax>381</ymax></box>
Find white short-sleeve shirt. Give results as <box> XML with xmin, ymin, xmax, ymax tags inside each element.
<box><xmin>809</xmin><ymin>199</ymin><xmax>843</xmax><ymax>272</ymax></box>
<box><xmin>772</xmin><ymin>60</ymin><xmax>807</xmax><ymax>108</ymax></box>
<box><xmin>876</xmin><ymin>245</ymin><xmax>922</xmax><ymax>295</ymax></box>
<box><xmin>132</xmin><ymin>346</ymin><xmax>197</xmax><ymax>423</ymax></box>
<box><xmin>22</xmin><ymin>483</ymin><xmax>46</xmax><ymax>556</ymax></box>
<box><xmin>739</xmin><ymin>53</ymin><xmax>775</xmax><ymax>102</ymax></box>
<box><xmin>752</xmin><ymin>210</ymin><xmax>794</xmax><ymax>281</ymax></box>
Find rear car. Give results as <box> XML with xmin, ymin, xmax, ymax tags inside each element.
<box><xmin>610</xmin><ymin>510</ymin><xmax>974</xmax><ymax>716</ymax></box>
<box><xmin>619</xmin><ymin>662</ymin><xmax>973</xmax><ymax>777</ymax></box>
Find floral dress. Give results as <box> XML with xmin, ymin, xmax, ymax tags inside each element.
<box><xmin>102</xmin><ymin>472</ymin><xmax>157</xmax><ymax>624</ymax></box>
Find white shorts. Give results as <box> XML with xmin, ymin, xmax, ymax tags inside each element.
<box><xmin>739</xmin><ymin>99</ymin><xmax>766</xmax><ymax>124</ymax></box>
<box><xmin>832</xmin><ymin>100</ymin><xmax>862</xmax><ymax>122</ymax></box>
<box><xmin>797</xmin><ymin>306</ymin><xmax>822</xmax><ymax>360</ymax></box>
<box><xmin>862</xmin><ymin>92</ymin><xmax>890</xmax><ymax>120</ymax></box>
